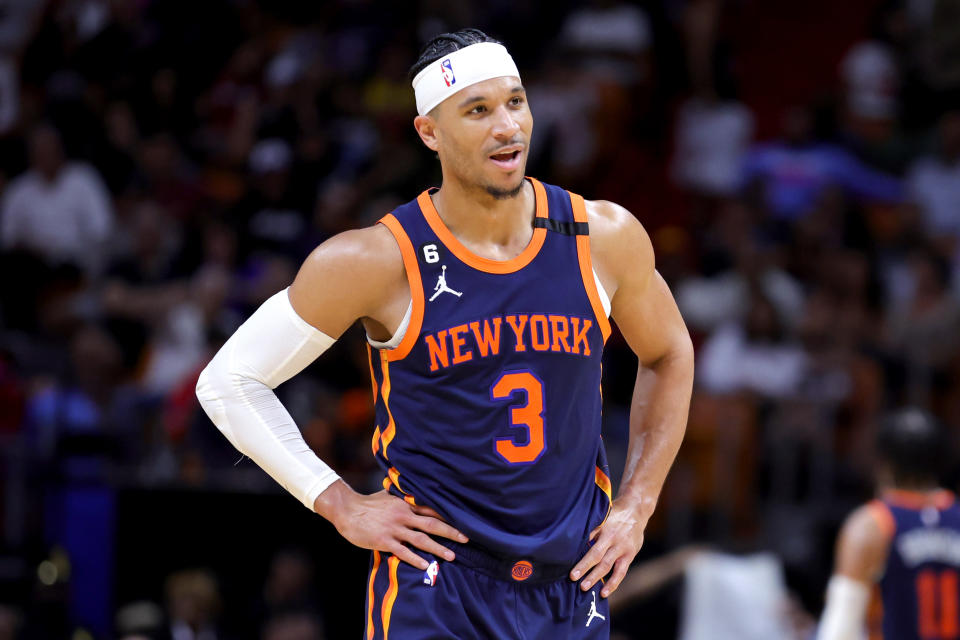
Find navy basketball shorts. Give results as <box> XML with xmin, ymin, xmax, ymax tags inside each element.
<box><xmin>363</xmin><ymin>543</ymin><xmax>610</xmax><ymax>639</ymax></box>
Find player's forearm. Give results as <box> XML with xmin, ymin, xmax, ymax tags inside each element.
<box><xmin>816</xmin><ymin>575</ymin><xmax>870</xmax><ymax>640</ymax></box>
<box><xmin>195</xmin><ymin>289</ymin><xmax>341</xmax><ymax>510</ymax></box>
<box><xmin>616</xmin><ymin>338</ymin><xmax>694</xmax><ymax>522</ymax></box>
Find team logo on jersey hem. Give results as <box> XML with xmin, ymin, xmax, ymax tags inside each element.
<box><xmin>511</xmin><ymin>560</ymin><xmax>533</xmax><ymax>581</ymax></box>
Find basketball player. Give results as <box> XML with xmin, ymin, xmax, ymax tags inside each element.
<box><xmin>196</xmin><ymin>29</ymin><xmax>693</xmax><ymax>638</ymax></box>
<box><xmin>818</xmin><ymin>408</ymin><xmax>960</xmax><ymax>640</ymax></box>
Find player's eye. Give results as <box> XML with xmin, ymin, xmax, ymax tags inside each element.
<box><xmin>469</xmin><ymin>105</ymin><xmax>487</xmax><ymax>114</ymax></box>
<box><xmin>510</xmin><ymin>96</ymin><xmax>525</xmax><ymax>106</ymax></box>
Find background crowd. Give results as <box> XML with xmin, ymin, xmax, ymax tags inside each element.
<box><xmin>1</xmin><ymin>0</ymin><xmax>959</xmax><ymax>638</ymax></box>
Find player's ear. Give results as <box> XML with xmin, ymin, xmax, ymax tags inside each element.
<box><xmin>414</xmin><ymin>114</ymin><xmax>440</xmax><ymax>152</ymax></box>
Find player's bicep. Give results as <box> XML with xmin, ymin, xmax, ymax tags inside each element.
<box><xmin>613</xmin><ymin>269</ymin><xmax>690</xmax><ymax>367</ymax></box>
<box><xmin>600</xmin><ymin>212</ymin><xmax>690</xmax><ymax>366</ymax></box>
<box><xmin>288</xmin><ymin>225</ymin><xmax>404</xmax><ymax>339</ymax></box>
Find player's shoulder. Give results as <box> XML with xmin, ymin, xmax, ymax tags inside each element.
<box><xmin>833</xmin><ymin>500</ymin><xmax>896</xmax><ymax>581</ymax></box>
<box><xmin>841</xmin><ymin>501</ymin><xmax>897</xmax><ymax>549</ymax></box>
<box><xmin>303</xmin><ymin>222</ymin><xmax>402</xmax><ymax>272</ymax></box>
<box><xmin>582</xmin><ymin>198</ymin><xmax>654</xmax><ymax>274</ymax></box>
<box><xmin>295</xmin><ymin>222</ymin><xmax>405</xmax><ymax>299</ymax></box>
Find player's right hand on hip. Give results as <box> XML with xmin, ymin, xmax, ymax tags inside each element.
<box><xmin>315</xmin><ymin>480</ymin><xmax>469</xmax><ymax>570</ymax></box>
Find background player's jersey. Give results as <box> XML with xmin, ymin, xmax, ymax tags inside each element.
<box><xmin>873</xmin><ymin>490</ymin><xmax>960</xmax><ymax>640</ymax></box>
<box><xmin>367</xmin><ymin>177</ymin><xmax>613</xmax><ymax>566</ymax></box>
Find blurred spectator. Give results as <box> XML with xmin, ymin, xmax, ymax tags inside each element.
<box><xmin>0</xmin><ymin>0</ymin><xmax>44</xmax><ymax>135</ymax></box>
<box><xmin>260</xmin><ymin>550</ymin><xmax>319</xmax><ymax>619</ymax></box>
<box><xmin>139</xmin><ymin>265</ymin><xmax>229</xmax><ymax>395</ymax></box>
<box><xmin>906</xmin><ymin>110</ymin><xmax>960</xmax><ymax>245</ymax></box>
<box><xmin>678</xmin><ymin>552</ymin><xmax>812</xmax><ymax>640</ymax></box>
<box><xmin>262</xmin><ymin>611</ymin><xmax>324</xmax><ymax>640</ymax></box>
<box><xmin>236</xmin><ymin>139</ymin><xmax>311</xmax><ymax>262</ymax></box>
<box><xmin>0</xmin><ymin>123</ymin><xmax>114</xmax><ymax>275</ymax></box>
<box><xmin>137</xmin><ymin>132</ymin><xmax>204</xmax><ymax>221</ymax></box>
<box><xmin>698</xmin><ymin>293</ymin><xmax>808</xmax><ymax>398</ymax></box>
<box><xmin>741</xmin><ymin>106</ymin><xmax>904</xmax><ymax>220</ymax></box>
<box><xmin>0</xmin><ymin>605</ymin><xmax>21</xmax><ymax>640</ymax></box>
<box><xmin>671</xmin><ymin>76</ymin><xmax>754</xmax><ymax>198</ymax></box>
<box><xmin>673</xmin><ymin>0</ymin><xmax>752</xmax><ymax>200</ymax></box>
<box><xmin>249</xmin><ymin>549</ymin><xmax>323</xmax><ymax>637</ymax></box>
<box><xmin>913</xmin><ymin>0</ymin><xmax>960</xmax><ymax>100</ymax></box>
<box><xmin>560</xmin><ymin>0</ymin><xmax>653</xmax><ymax>83</ymax></box>
<box><xmin>102</xmin><ymin>200</ymin><xmax>187</xmax><ymax>374</ymax></box>
<box><xmin>885</xmin><ymin>248</ymin><xmax>960</xmax><ymax>403</ymax></box>
<box><xmin>841</xmin><ymin>40</ymin><xmax>900</xmax><ymax>124</ymax></box>
<box><xmin>23</xmin><ymin>324</ymin><xmax>123</xmax><ymax>459</ymax></box>
<box><xmin>526</xmin><ymin>57</ymin><xmax>599</xmax><ymax>183</ymax></box>
<box><xmin>116</xmin><ymin>600</ymin><xmax>165</xmax><ymax>639</ymax></box>
<box><xmin>165</xmin><ymin>569</ymin><xmax>223</xmax><ymax>640</ymax></box>
<box><xmin>676</xmin><ymin>202</ymin><xmax>804</xmax><ymax>333</ymax></box>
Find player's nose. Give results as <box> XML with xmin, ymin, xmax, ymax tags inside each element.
<box><xmin>490</xmin><ymin>105</ymin><xmax>521</xmax><ymax>140</ymax></box>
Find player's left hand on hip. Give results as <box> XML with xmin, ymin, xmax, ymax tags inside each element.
<box><xmin>569</xmin><ymin>500</ymin><xmax>647</xmax><ymax>598</ymax></box>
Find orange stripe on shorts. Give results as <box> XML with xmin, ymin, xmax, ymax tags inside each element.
<box><xmin>366</xmin><ymin>550</ymin><xmax>381</xmax><ymax>640</ymax></box>
<box><xmin>381</xmin><ymin>555</ymin><xmax>400</xmax><ymax>640</ymax></box>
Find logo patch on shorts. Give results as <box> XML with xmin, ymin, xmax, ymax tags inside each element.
<box><xmin>511</xmin><ymin>560</ymin><xmax>533</xmax><ymax>581</ymax></box>
<box><xmin>423</xmin><ymin>560</ymin><xmax>439</xmax><ymax>586</ymax></box>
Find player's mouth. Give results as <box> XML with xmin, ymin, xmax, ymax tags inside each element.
<box><xmin>488</xmin><ymin>146</ymin><xmax>523</xmax><ymax>171</ymax></box>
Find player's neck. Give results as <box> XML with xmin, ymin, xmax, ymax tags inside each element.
<box><xmin>431</xmin><ymin>177</ymin><xmax>535</xmax><ymax>252</ymax></box>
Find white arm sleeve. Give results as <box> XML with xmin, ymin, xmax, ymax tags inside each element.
<box><xmin>195</xmin><ymin>288</ymin><xmax>340</xmax><ymax>510</ymax></box>
<box><xmin>816</xmin><ymin>575</ymin><xmax>871</xmax><ymax>640</ymax></box>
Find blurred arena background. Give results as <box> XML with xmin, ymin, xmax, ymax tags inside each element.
<box><xmin>0</xmin><ymin>0</ymin><xmax>958</xmax><ymax>638</ymax></box>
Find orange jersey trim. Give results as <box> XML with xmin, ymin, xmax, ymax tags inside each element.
<box><xmin>383</xmin><ymin>468</ymin><xmax>416</xmax><ymax>505</ymax></box>
<box><xmin>568</xmin><ymin>191</ymin><xmax>612</xmax><ymax>343</ymax></box>
<box><xmin>867</xmin><ymin>583</ymin><xmax>884</xmax><ymax>640</ymax></box>
<box><xmin>867</xmin><ymin>499</ymin><xmax>897</xmax><ymax>540</ymax></box>
<box><xmin>416</xmin><ymin>177</ymin><xmax>548</xmax><ymax>274</ymax></box>
<box><xmin>883</xmin><ymin>489</ymin><xmax>955</xmax><ymax>510</ymax></box>
<box><xmin>366</xmin><ymin>550</ymin><xmax>381</xmax><ymax>640</ymax></box>
<box><xmin>366</xmin><ymin>344</ymin><xmax>379</xmax><ymax>403</ymax></box>
<box><xmin>387</xmin><ymin>467</ymin><xmax>402</xmax><ymax>492</ymax></box>
<box><xmin>378</xmin><ymin>353</ymin><xmax>397</xmax><ymax>458</ymax></box>
<box><xmin>371</xmin><ymin>425</ymin><xmax>381</xmax><ymax>456</ymax></box>
<box><xmin>596</xmin><ymin>466</ymin><xmax>613</xmax><ymax>525</ymax></box>
<box><xmin>381</xmin><ymin>555</ymin><xmax>400</xmax><ymax>640</ymax></box>
<box><xmin>378</xmin><ymin>214</ymin><xmax>425</xmax><ymax>362</ymax></box>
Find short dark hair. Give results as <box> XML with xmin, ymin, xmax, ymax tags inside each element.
<box><xmin>877</xmin><ymin>407</ymin><xmax>948</xmax><ymax>487</ymax></box>
<box><xmin>408</xmin><ymin>28</ymin><xmax>502</xmax><ymax>82</ymax></box>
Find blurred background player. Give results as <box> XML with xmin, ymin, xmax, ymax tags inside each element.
<box><xmin>818</xmin><ymin>408</ymin><xmax>960</xmax><ymax>640</ymax></box>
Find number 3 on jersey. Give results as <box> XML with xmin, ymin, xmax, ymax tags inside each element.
<box><xmin>490</xmin><ymin>370</ymin><xmax>546</xmax><ymax>464</ymax></box>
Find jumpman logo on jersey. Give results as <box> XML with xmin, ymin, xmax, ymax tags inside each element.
<box><xmin>585</xmin><ymin>591</ymin><xmax>606</xmax><ymax>628</ymax></box>
<box><xmin>429</xmin><ymin>265</ymin><xmax>462</xmax><ymax>302</ymax></box>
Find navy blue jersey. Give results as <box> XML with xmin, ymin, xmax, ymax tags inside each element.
<box><xmin>873</xmin><ymin>490</ymin><xmax>960</xmax><ymax>640</ymax></box>
<box><xmin>367</xmin><ymin>178</ymin><xmax>613</xmax><ymax>566</ymax></box>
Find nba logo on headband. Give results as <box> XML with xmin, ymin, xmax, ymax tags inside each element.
<box><xmin>412</xmin><ymin>43</ymin><xmax>520</xmax><ymax>115</ymax></box>
<box><xmin>441</xmin><ymin>59</ymin><xmax>455</xmax><ymax>87</ymax></box>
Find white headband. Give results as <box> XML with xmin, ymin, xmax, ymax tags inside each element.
<box><xmin>412</xmin><ymin>42</ymin><xmax>521</xmax><ymax>116</ymax></box>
